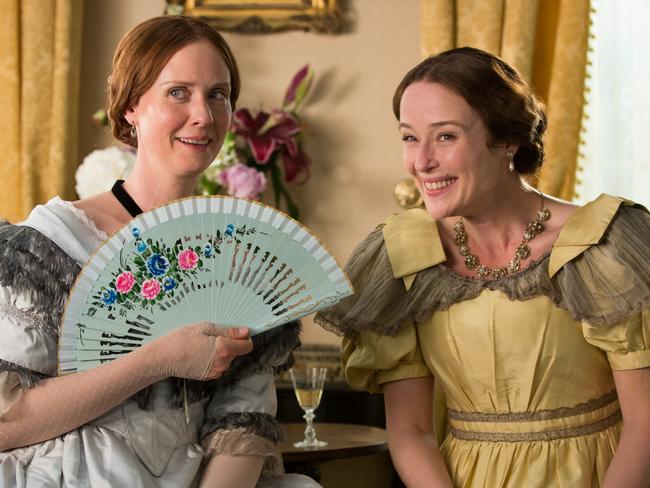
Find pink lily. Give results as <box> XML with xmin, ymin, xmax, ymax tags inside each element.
<box><xmin>231</xmin><ymin>108</ymin><xmax>301</xmax><ymax>165</ymax></box>
<box><xmin>282</xmin><ymin>149</ymin><xmax>310</xmax><ymax>184</ymax></box>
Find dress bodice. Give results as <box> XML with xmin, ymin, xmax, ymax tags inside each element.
<box><xmin>316</xmin><ymin>194</ymin><xmax>650</xmax><ymax>488</ymax></box>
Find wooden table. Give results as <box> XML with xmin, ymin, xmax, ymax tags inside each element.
<box><xmin>280</xmin><ymin>422</ymin><xmax>388</xmax><ymax>463</ymax></box>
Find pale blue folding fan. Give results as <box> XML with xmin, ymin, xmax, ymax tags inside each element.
<box><xmin>58</xmin><ymin>196</ymin><xmax>353</xmax><ymax>374</ymax></box>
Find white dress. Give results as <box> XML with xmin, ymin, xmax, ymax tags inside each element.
<box><xmin>0</xmin><ymin>198</ymin><xmax>319</xmax><ymax>488</ymax></box>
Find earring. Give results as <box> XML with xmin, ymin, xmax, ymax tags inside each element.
<box><xmin>507</xmin><ymin>151</ymin><xmax>515</xmax><ymax>172</ymax></box>
<box><xmin>130</xmin><ymin>124</ymin><xmax>137</xmax><ymax>138</ymax></box>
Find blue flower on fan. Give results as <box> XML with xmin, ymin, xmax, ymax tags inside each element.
<box><xmin>225</xmin><ymin>224</ymin><xmax>235</xmax><ymax>237</ymax></box>
<box><xmin>162</xmin><ymin>276</ymin><xmax>176</xmax><ymax>291</ymax></box>
<box><xmin>100</xmin><ymin>288</ymin><xmax>117</xmax><ymax>306</ymax></box>
<box><xmin>132</xmin><ymin>227</ymin><xmax>141</xmax><ymax>238</ymax></box>
<box><xmin>146</xmin><ymin>254</ymin><xmax>169</xmax><ymax>277</ymax></box>
<box><xmin>135</xmin><ymin>239</ymin><xmax>147</xmax><ymax>254</ymax></box>
<box><xmin>204</xmin><ymin>244</ymin><xmax>213</xmax><ymax>257</ymax></box>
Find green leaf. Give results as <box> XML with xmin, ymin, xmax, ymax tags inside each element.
<box><xmin>270</xmin><ymin>161</ymin><xmax>283</xmax><ymax>208</ymax></box>
<box><xmin>271</xmin><ymin>165</ymin><xmax>300</xmax><ymax>219</ymax></box>
<box><xmin>283</xmin><ymin>187</ymin><xmax>300</xmax><ymax>219</ymax></box>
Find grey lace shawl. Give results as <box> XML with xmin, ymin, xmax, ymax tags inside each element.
<box><xmin>316</xmin><ymin>205</ymin><xmax>650</xmax><ymax>337</ymax></box>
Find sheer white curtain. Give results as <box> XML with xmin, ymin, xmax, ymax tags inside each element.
<box><xmin>574</xmin><ymin>0</ymin><xmax>650</xmax><ymax>207</ymax></box>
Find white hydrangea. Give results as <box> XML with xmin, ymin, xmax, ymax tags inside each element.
<box><xmin>203</xmin><ymin>139</ymin><xmax>239</xmax><ymax>182</ymax></box>
<box><xmin>75</xmin><ymin>146</ymin><xmax>136</xmax><ymax>198</ymax></box>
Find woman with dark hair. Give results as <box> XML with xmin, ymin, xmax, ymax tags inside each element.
<box><xmin>0</xmin><ymin>16</ymin><xmax>319</xmax><ymax>488</ymax></box>
<box><xmin>317</xmin><ymin>47</ymin><xmax>650</xmax><ymax>487</ymax></box>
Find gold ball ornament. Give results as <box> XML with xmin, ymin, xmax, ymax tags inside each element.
<box><xmin>393</xmin><ymin>178</ymin><xmax>423</xmax><ymax>209</ymax></box>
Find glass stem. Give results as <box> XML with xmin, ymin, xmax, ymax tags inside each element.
<box><xmin>303</xmin><ymin>408</ymin><xmax>317</xmax><ymax>444</ymax></box>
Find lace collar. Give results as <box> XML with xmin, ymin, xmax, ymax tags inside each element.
<box><xmin>383</xmin><ymin>194</ymin><xmax>634</xmax><ymax>288</ymax></box>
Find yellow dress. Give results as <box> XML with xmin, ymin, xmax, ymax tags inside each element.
<box><xmin>316</xmin><ymin>195</ymin><xmax>650</xmax><ymax>488</ymax></box>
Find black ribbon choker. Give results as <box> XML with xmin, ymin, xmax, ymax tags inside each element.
<box><xmin>111</xmin><ymin>180</ymin><xmax>143</xmax><ymax>217</ymax></box>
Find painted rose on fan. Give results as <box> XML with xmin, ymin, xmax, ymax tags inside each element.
<box><xmin>147</xmin><ymin>253</ymin><xmax>169</xmax><ymax>277</ymax></box>
<box><xmin>141</xmin><ymin>278</ymin><xmax>162</xmax><ymax>300</ymax></box>
<box><xmin>92</xmin><ymin>234</ymin><xmax>226</xmax><ymax>310</ymax></box>
<box><xmin>115</xmin><ymin>271</ymin><xmax>136</xmax><ymax>294</ymax></box>
<box><xmin>178</xmin><ymin>248</ymin><xmax>199</xmax><ymax>270</ymax></box>
<box><xmin>219</xmin><ymin>164</ymin><xmax>267</xmax><ymax>199</ymax></box>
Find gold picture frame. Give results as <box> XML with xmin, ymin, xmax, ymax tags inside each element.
<box><xmin>165</xmin><ymin>0</ymin><xmax>342</xmax><ymax>34</ymax></box>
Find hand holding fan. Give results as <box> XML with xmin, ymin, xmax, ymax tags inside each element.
<box><xmin>58</xmin><ymin>196</ymin><xmax>352</xmax><ymax>374</ymax></box>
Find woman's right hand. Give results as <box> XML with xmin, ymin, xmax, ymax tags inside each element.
<box><xmin>144</xmin><ymin>323</ymin><xmax>253</xmax><ymax>381</ymax></box>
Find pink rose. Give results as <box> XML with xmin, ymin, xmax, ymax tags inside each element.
<box><xmin>115</xmin><ymin>271</ymin><xmax>135</xmax><ymax>294</ymax></box>
<box><xmin>219</xmin><ymin>163</ymin><xmax>267</xmax><ymax>200</ymax></box>
<box><xmin>178</xmin><ymin>248</ymin><xmax>199</xmax><ymax>270</ymax></box>
<box><xmin>141</xmin><ymin>278</ymin><xmax>161</xmax><ymax>300</ymax></box>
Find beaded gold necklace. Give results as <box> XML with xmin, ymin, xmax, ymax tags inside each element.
<box><xmin>452</xmin><ymin>193</ymin><xmax>551</xmax><ymax>280</ymax></box>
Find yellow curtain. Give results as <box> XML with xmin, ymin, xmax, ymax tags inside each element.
<box><xmin>0</xmin><ymin>0</ymin><xmax>84</xmax><ymax>223</ymax></box>
<box><xmin>420</xmin><ymin>0</ymin><xmax>591</xmax><ymax>200</ymax></box>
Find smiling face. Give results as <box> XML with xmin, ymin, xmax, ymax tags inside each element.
<box><xmin>399</xmin><ymin>81</ymin><xmax>513</xmax><ymax>220</ymax></box>
<box><xmin>125</xmin><ymin>40</ymin><xmax>232</xmax><ymax>179</ymax></box>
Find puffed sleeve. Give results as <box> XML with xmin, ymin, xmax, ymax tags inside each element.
<box><xmin>316</xmin><ymin>217</ymin><xmax>438</xmax><ymax>392</ymax></box>
<box><xmin>0</xmin><ymin>222</ymin><xmax>80</xmax><ymax>418</ymax></box>
<box><xmin>343</xmin><ymin>322</ymin><xmax>431</xmax><ymax>393</ymax></box>
<box><xmin>552</xmin><ymin>202</ymin><xmax>650</xmax><ymax>370</ymax></box>
<box><xmin>200</xmin><ymin>322</ymin><xmax>301</xmax><ymax>478</ymax></box>
<box><xmin>582</xmin><ymin>307</ymin><xmax>650</xmax><ymax>370</ymax></box>
<box><xmin>0</xmin><ymin>286</ymin><xmax>62</xmax><ymax>418</ymax></box>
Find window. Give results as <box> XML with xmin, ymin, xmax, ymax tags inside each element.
<box><xmin>574</xmin><ymin>0</ymin><xmax>650</xmax><ymax>207</ymax></box>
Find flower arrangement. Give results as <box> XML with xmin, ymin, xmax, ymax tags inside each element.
<box><xmin>93</xmin><ymin>223</ymin><xmax>256</xmax><ymax>313</ymax></box>
<box><xmin>78</xmin><ymin>66</ymin><xmax>313</xmax><ymax>219</ymax></box>
<box><xmin>197</xmin><ymin>65</ymin><xmax>314</xmax><ymax>219</ymax></box>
